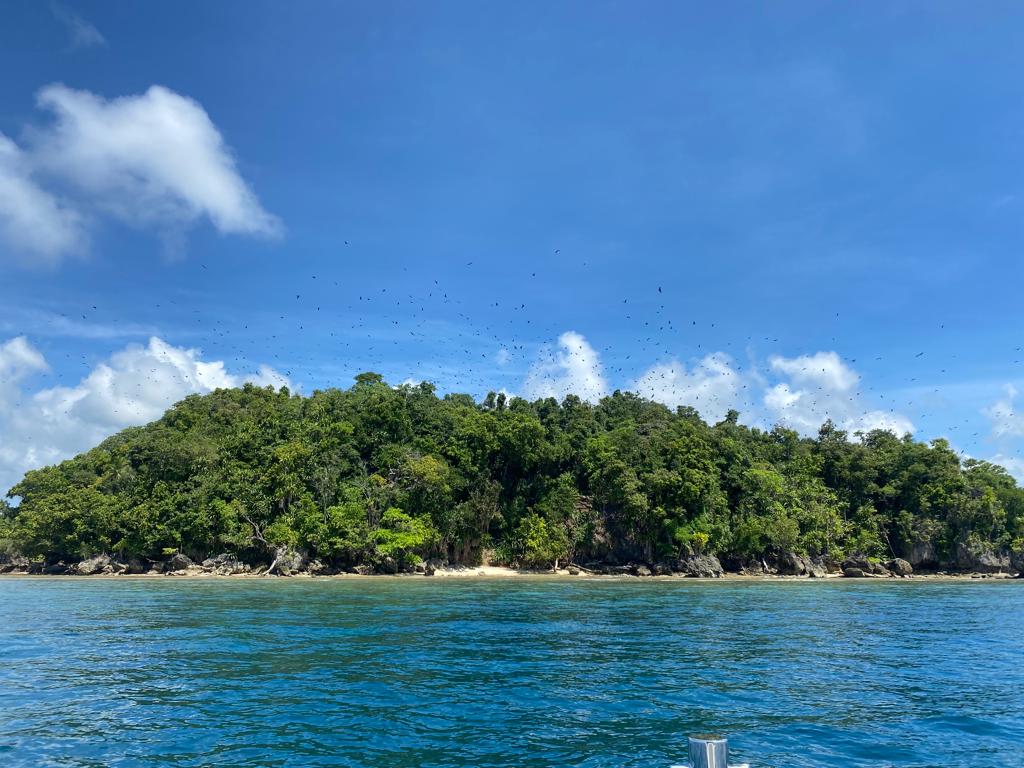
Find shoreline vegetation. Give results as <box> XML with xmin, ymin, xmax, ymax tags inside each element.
<box><xmin>2</xmin><ymin>376</ymin><xmax>1023</xmax><ymax>581</ymax></box>
<box><xmin>1</xmin><ymin>561</ymin><xmax>1020</xmax><ymax>580</ymax></box>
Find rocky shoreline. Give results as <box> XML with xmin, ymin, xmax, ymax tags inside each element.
<box><xmin>1</xmin><ymin>550</ymin><xmax>1020</xmax><ymax>580</ymax></box>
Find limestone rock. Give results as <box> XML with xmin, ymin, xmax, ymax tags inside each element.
<box><xmin>955</xmin><ymin>541</ymin><xmax>1010</xmax><ymax>573</ymax></box>
<box><xmin>679</xmin><ymin>554</ymin><xmax>724</xmax><ymax>578</ymax></box>
<box><xmin>907</xmin><ymin>540</ymin><xmax>938</xmax><ymax>569</ymax></box>
<box><xmin>887</xmin><ymin>558</ymin><xmax>913</xmax><ymax>577</ymax></box>
<box><xmin>776</xmin><ymin>551</ymin><xmax>828</xmax><ymax>577</ymax></box>
<box><xmin>0</xmin><ymin>555</ymin><xmax>30</xmax><ymax>573</ymax></box>
<box><xmin>75</xmin><ymin>554</ymin><xmax>112</xmax><ymax>575</ymax></box>
<box><xmin>167</xmin><ymin>553</ymin><xmax>194</xmax><ymax>572</ymax></box>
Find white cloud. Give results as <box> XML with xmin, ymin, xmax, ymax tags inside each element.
<box><xmin>983</xmin><ymin>384</ymin><xmax>1024</xmax><ymax>439</ymax></box>
<box><xmin>52</xmin><ymin>3</ymin><xmax>107</xmax><ymax>49</ymax></box>
<box><xmin>495</xmin><ymin>347</ymin><xmax>511</xmax><ymax>366</ymax></box>
<box><xmin>768</xmin><ymin>351</ymin><xmax>859</xmax><ymax>392</ymax></box>
<box><xmin>632</xmin><ymin>352</ymin><xmax>742</xmax><ymax>423</ymax></box>
<box><xmin>0</xmin><ymin>83</ymin><xmax>279</xmax><ymax>264</ymax></box>
<box><xmin>250</xmin><ymin>365</ymin><xmax>294</xmax><ymax>390</ymax></box>
<box><xmin>522</xmin><ymin>331</ymin><xmax>607</xmax><ymax>403</ymax></box>
<box><xmin>764</xmin><ymin>351</ymin><xmax>913</xmax><ymax>437</ymax></box>
<box><xmin>0</xmin><ymin>134</ymin><xmax>85</xmax><ymax>264</ymax></box>
<box><xmin>0</xmin><ymin>336</ymin><xmax>48</xmax><ymax>377</ymax></box>
<box><xmin>990</xmin><ymin>453</ymin><xmax>1024</xmax><ymax>483</ymax></box>
<box><xmin>518</xmin><ymin>336</ymin><xmax>911</xmax><ymax>437</ymax></box>
<box><xmin>0</xmin><ymin>336</ymin><xmax>290</xmax><ymax>495</ymax></box>
<box><xmin>33</xmin><ymin>84</ymin><xmax>280</xmax><ymax>237</ymax></box>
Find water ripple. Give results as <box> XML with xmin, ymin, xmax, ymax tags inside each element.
<box><xmin>0</xmin><ymin>579</ymin><xmax>1021</xmax><ymax>767</ymax></box>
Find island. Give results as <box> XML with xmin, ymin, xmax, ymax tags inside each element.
<box><xmin>2</xmin><ymin>374</ymin><xmax>1022</xmax><ymax>579</ymax></box>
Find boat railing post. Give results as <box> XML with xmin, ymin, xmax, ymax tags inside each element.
<box><xmin>688</xmin><ymin>734</ymin><xmax>729</xmax><ymax>768</ymax></box>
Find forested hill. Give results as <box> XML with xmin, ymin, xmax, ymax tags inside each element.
<box><xmin>2</xmin><ymin>374</ymin><xmax>1023</xmax><ymax>575</ymax></box>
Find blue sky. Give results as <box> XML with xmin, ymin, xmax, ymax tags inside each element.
<box><xmin>1</xmin><ymin>1</ymin><xmax>1022</xmax><ymax>491</ymax></box>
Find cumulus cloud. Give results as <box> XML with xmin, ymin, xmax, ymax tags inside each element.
<box><xmin>0</xmin><ymin>336</ymin><xmax>290</xmax><ymax>495</ymax></box>
<box><xmin>768</xmin><ymin>351</ymin><xmax>859</xmax><ymax>392</ymax></box>
<box><xmin>632</xmin><ymin>352</ymin><xmax>743</xmax><ymax>423</ymax></box>
<box><xmin>0</xmin><ymin>134</ymin><xmax>85</xmax><ymax>264</ymax></box>
<box><xmin>52</xmin><ymin>3</ymin><xmax>106</xmax><ymax>49</ymax></box>
<box><xmin>33</xmin><ymin>84</ymin><xmax>280</xmax><ymax>236</ymax></box>
<box><xmin>522</xmin><ymin>331</ymin><xmax>607</xmax><ymax>403</ymax></box>
<box><xmin>983</xmin><ymin>384</ymin><xmax>1024</xmax><ymax>439</ymax></box>
<box><xmin>0</xmin><ymin>83</ymin><xmax>279</xmax><ymax>264</ymax></box>
<box><xmin>517</xmin><ymin>335</ymin><xmax>910</xmax><ymax>438</ymax></box>
<box><xmin>764</xmin><ymin>351</ymin><xmax>913</xmax><ymax>436</ymax></box>
<box><xmin>989</xmin><ymin>453</ymin><xmax>1024</xmax><ymax>483</ymax></box>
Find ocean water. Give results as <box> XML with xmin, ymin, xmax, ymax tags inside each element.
<box><xmin>0</xmin><ymin>578</ymin><xmax>1021</xmax><ymax>768</ymax></box>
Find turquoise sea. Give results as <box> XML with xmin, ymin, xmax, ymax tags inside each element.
<box><xmin>0</xmin><ymin>578</ymin><xmax>1021</xmax><ymax>767</ymax></box>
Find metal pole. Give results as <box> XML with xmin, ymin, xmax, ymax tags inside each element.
<box><xmin>688</xmin><ymin>734</ymin><xmax>729</xmax><ymax>768</ymax></box>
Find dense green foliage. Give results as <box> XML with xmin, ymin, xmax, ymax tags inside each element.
<box><xmin>3</xmin><ymin>376</ymin><xmax>1023</xmax><ymax>570</ymax></box>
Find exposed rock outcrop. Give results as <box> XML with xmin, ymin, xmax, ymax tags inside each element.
<box><xmin>679</xmin><ymin>553</ymin><xmax>724</xmax><ymax>578</ymax></box>
<box><xmin>954</xmin><ymin>541</ymin><xmax>1010</xmax><ymax>573</ymax></box>
<box><xmin>776</xmin><ymin>551</ymin><xmax>828</xmax><ymax>578</ymax></box>
<box><xmin>842</xmin><ymin>556</ymin><xmax>890</xmax><ymax>576</ymax></box>
<box><xmin>886</xmin><ymin>558</ymin><xmax>913</xmax><ymax>577</ymax></box>
<box><xmin>201</xmin><ymin>553</ymin><xmax>249</xmax><ymax>575</ymax></box>
<box><xmin>76</xmin><ymin>554</ymin><xmax>113</xmax><ymax>575</ymax></box>
<box><xmin>906</xmin><ymin>540</ymin><xmax>938</xmax><ymax>570</ymax></box>
<box><xmin>167</xmin><ymin>553</ymin><xmax>195</xmax><ymax>572</ymax></box>
<box><xmin>0</xmin><ymin>555</ymin><xmax>30</xmax><ymax>573</ymax></box>
<box><xmin>1011</xmin><ymin>548</ymin><xmax>1024</xmax><ymax>577</ymax></box>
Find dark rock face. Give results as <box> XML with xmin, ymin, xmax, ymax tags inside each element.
<box><xmin>842</xmin><ymin>556</ymin><xmax>889</xmax><ymax>576</ymax></box>
<box><xmin>167</xmin><ymin>553</ymin><xmax>194</xmax><ymax>572</ymax></box>
<box><xmin>907</xmin><ymin>540</ymin><xmax>938</xmax><ymax>570</ymax></box>
<box><xmin>776</xmin><ymin>551</ymin><xmax>828</xmax><ymax>578</ymax></box>
<box><xmin>679</xmin><ymin>554</ymin><xmax>724</xmax><ymax>578</ymax></box>
<box><xmin>887</xmin><ymin>558</ymin><xmax>913</xmax><ymax>577</ymax></box>
<box><xmin>806</xmin><ymin>559</ymin><xmax>828</xmax><ymax>578</ymax></box>
<box><xmin>0</xmin><ymin>555</ymin><xmax>30</xmax><ymax>573</ymax></box>
<box><xmin>974</xmin><ymin>551</ymin><xmax>1010</xmax><ymax>573</ymax></box>
<box><xmin>740</xmin><ymin>560</ymin><xmax>765</xmax><ymax>575</ymax></box>
<box><xmin>775</xmin><ymin>551</ymin><xmax>805</xmax><ymax>575</ymax></box>
<box><xmin>42</xmin><ymin>562</ymin><xmax>71</xmax><ymax>575</ymax></box>
<box><xmin>1011</xmin><ymin>549</ymin><xmax>1024</xmax><ymax>576</ymax></box>
<box><xmin>955</xmin><ymin>541</ymin><xmax>1010</xmax><ymax>573</ymax></box>
<box><xmin>842</xmin><ymin>567</ymin><xmax>866</xmax><ymax>578</ymax></box>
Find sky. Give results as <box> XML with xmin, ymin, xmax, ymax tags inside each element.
<box><xmin>1</xmin><ymin>1</ymin><xmax>1023</xmax><ymax>494</ymax></box>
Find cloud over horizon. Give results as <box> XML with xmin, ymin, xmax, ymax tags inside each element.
<box><xmin>763</xmin><ymin>351</ymin><xmax>914</xmax><ymax>437</ymax></box>
<box><xmin>0</xmin><ymin>336</ymin><xmax>291</xmax><ymax>495</ymax></box>
<box><xmin>631</xmin><ymin>352</ymin><xmax>744</xmax><ymax>424</ymax></box>
<box><xmin>521</xmin><ymin>332</ymin><xmax>914</xmax><ymax>439</ymax></box>
<box><xmin>521</xmin><ymin>331</ymin><xmax>608</xmax><ymax>403</ymax></box>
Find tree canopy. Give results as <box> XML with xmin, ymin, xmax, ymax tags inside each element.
<box><xmin>3</xmin><ymin>376</ymin><xmax>1022</xmax><ymax>571</ymax></box>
